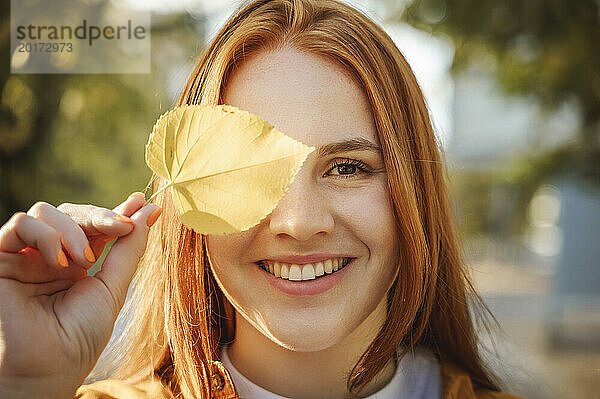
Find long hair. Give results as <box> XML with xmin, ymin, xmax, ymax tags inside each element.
<box><xmin>93</xmin><ymin>0</ymin><xmax>503</xmax><ymax>397</ymax></box>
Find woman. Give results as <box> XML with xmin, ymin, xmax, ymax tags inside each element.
<box><xmin>0</xmin><ymin>0</ymin><xmax>524</xmax><ymax>398</ymax></box>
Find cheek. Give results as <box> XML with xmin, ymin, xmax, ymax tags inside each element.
<box><xmin>328</xmin><ymin>179</ymin><xmax>398</xmax><ymax>247</ymax></box>
<box><xmin>205</xmin><ymin>233</ymin><xmax>261</xmax><ymax>315</ymax></box>
<box><xmin>206</xmin><ymin>232</ymin><xmax>251</xmax><ymax>279</ymax></box>
<box><xmin>328</xmin><ymin>180</ymin><xmax>400</xmax><ymax>288</ymax></box>
<box><xmin>206</xmin><ymin>235</ymin><xmax>230</xmax><ymax>272</ymax></box>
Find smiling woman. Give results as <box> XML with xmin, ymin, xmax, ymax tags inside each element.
<box><xmin>79</xmin><ymin>0</ymin><xmax>523</xmax><ymax>398</ymax></box>
<box><xmin>204</xmin><ymin>46</ymin><xmax>404</xmax><ymax>397</ymax></box>
<box><xmin>0</xmin><ymin>0</ymin><xmax>525</xmax><ymax>398</ymax></box>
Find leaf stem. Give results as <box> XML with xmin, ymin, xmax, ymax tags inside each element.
<box><xmin>144</xmin><ymin>182</ymin><xmax>173</xmax><ymax>205</ymax></box>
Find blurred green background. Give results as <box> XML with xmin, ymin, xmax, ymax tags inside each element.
<box><xmin>2</xmin><ymin>0</ymin><xmax>599</xmax><ymax>397</ymax></box>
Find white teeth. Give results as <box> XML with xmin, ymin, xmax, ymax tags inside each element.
<box><xmin>324</xmin><ymin>259</ymin><xmax>333</xmax><ymax>274</ymax></box>
<box><xmin>315</xmin><ymin>262</ymin><xmax>324</xmax><ymax>276</ymax></box>
<box><xmin>289</xmin><ymin>264</ymin><xmax>302</xmax><ymax>281</ymax></box>
<box><xmin>281</xmin><ymin>264</ymin><xmax>289</xmax><ymax>279</ymax></box>
<box><xmin>302</xmin><ymin>264</ymin><xmax>316</xmax><ymax>280</ymax></box>
<box><xmin>261</xmin><ymin>258</ymin><xmax>349</xmax><ymax>280</ymax></box>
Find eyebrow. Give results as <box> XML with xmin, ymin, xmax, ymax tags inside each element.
<box><xmin>317</xmin><ymin>137</ymin><xmax>382</xmax><ymax>157</ymax></box>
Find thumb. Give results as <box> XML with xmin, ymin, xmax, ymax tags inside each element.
<box><xmin>94</xmin><ymin>203</ymin><xmax>162</xmax><ymax>312</ymax></box>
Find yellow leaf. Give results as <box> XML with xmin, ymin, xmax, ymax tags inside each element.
<box><xmin>145</xmin><ymin>104</ymin><xmax>315</xmax><ymax>235</ymax></box>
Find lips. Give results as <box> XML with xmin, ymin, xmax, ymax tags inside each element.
<box><xmin>257</xmin><ymin>257</ymin><xmax>356</xmax><ymax>296</ymax></box>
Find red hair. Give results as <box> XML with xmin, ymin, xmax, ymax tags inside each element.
<box><xmin>92</xmin><ymin>1</ymin><xmax>502</xmax><ymax>397</ymax></box>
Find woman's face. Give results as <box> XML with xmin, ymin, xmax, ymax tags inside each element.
<box><xmin>206</xmin><ymin>46</ymin><xmax>400</xmax><ymax>351</ymax></box>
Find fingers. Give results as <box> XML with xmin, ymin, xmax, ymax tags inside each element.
<box><xmin>27</xmin><ymin>201</ymin><xmax>96</xmax><ymax>269</ymax></box>
<box><xmin>0</xmin><ymin>250</ymin><xmax>87</xmax><ymax>283</ymax></box>
<box><xmin>56</xmin><ymin>193</ymin><xmax>146</xmax><ymax>263</ymax></box>
<box><xmin>56</xmin><ymin>203</ymin><xmax>133</xmax><ymax>238</ymax></box>
<box><xmin>0</xmin><ymin>192</ymin><xmax>146</xmax><ymax>271</ymax></box>
<box><xmin>94</xmin><ymin>203</ymin><xmax>162</xmax><ymax>311</ymax></box>
<box><xmin>0</xmin><ymin>192</ymin><xmax>152</xmax><ymax>286</ymax></box>
<box><xmin>113</xmin><ymin>192</ymin><xmax>146</xmax><ymax>216</ymax></box>
<box><xmin>0</xmin><ymin>212</ymin><xmax>69</xmax><ymax>270</ymax></box>
<box><xmin>89</xmin><ymin>235</ymin><xmax>118</xmax><ymax>262</ymax></box>
<box><xmin>56</xmin><ymin>192</ymin><xmax>146</xmax><ymax>239</ymax></box>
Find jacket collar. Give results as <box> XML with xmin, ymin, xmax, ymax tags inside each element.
<box><xmin>210</xmin><ymin>360</ymin><xmax>240</xmax><ymax>399</ymax></box>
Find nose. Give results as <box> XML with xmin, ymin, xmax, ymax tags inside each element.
<box><xmin>268</xmin><ymin>169</ymin><xmax>334</xmax><ymax>241</ymax></box>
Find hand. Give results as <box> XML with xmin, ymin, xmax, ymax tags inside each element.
<box><xmin>0</xmin><ymin>193</ymin><xmax>162</xmax><ymax>399</ymax></box>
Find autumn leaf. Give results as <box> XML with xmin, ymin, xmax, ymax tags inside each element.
<box><xmin>145</xmin><ymin>104</ymin><xmax>314</xmax><ymax>235</ymax></box>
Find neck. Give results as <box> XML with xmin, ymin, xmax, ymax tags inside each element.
<box><xmin>227</xmin><ymin>296</ymin><xmax>396</xmax><ymax>399</ymax></box>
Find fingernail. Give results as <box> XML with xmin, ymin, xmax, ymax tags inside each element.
<box><xmin>147</xmin><ymin>207</ymin><xmax>163</xmax><ymax>227</ymax></box>
<box><xmin>128</xmin><ymin>192</ymin><xmax>145</xmax><ymax>200</ymax></box>
<box><xmin>83</xmin><ymin>244</ymin><xmax>96</xmax><ymax>263</ymax></box>
<box><xmin>114</xmin><ymin>214</ymin><xmax>135</xmax><ymax>226</ymax></box>
<box><xmin>57</xmin><ymin>249</ymin><xmax>69</xmax><ymax>268</ymax></box>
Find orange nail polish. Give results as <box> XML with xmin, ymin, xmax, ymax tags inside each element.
<box><xmin>114</xmin><ymin>214</ymin><xmax>135</xmax><ymax>226</ymax></box>
<box><xmin>147</xmin><ymin>208</ymin><xmax>163</xmax><ymax>227</ymax></box>
<box><xmin>83</xmin><ymin>244</ymin><xmax>96</xmax><ymax>263</ymax></box>
<box><xmin>57</xmin><ymin>249</ymin><xmax>69</xmax><ymax>268</ymax></box>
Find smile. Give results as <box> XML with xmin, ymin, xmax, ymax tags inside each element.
<box><xmin>257</xmin><ymin>257</ymin><xmax>351</xmax><ymax>281</ymax></box>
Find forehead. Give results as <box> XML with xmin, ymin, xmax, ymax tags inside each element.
<box><xmin>222</xmin><ymin>46</ymin><xmax>378</xmax><ymax>149</ymax></box>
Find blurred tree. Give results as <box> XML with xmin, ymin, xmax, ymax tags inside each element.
<box><xmin>398</xmin><ymin>0</ymin><xmax>600</xmax><ymax>232</ymax></box>
<box><xmin>1</xmin><ymin>0</ymin><xmax>67</xmax><ymax>220</ymax></box>
<box><xmin>1</xmin><ymin>2</ymin><xmax>205</xmax><ymax>223</ymax></box>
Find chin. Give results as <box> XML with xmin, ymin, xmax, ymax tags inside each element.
<box><xmin>264</xmin><ymin>317</ymin><xmax>349</xmax><ymax>352</ymax></box>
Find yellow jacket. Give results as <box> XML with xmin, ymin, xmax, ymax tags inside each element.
<box><xmin>74</xmin><ymin>360</ymin><xmax>524</xmax><ymax>399</ymax></box>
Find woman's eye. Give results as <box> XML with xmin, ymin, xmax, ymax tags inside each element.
<box><xmin>325</xmin><ymin>158</ymin><xmax>371</xmax><ymax>178</ymax></box>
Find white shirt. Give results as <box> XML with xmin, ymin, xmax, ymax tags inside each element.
<box><xmin>219</xmin><ymin>345</ymin><xmax>441</xmax><ymax>398</ymax></box>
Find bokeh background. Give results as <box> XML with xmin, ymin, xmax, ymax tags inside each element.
<box><xmin>2</xmin><ymin>0</ymin><xmax>599</xmax><ymax>397</ymax></box>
